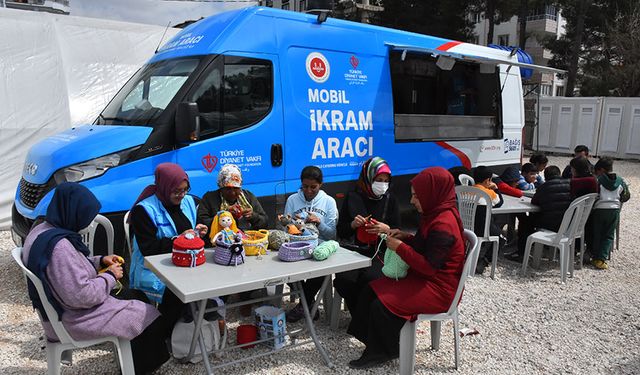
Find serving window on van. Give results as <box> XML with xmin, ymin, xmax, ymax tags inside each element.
<box><xmin>390</xmin><ymin>51</ymin><xmax>502</xmax><ymax>142</ymax></box>
<box><xmin>188</xmin><ymin>55</ymin><xmax>273</xmax><ymax>138</ymax></box>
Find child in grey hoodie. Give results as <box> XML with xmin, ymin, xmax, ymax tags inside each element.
<box><xmin>588</xmin><ymin>157</ymin><xmax>630</xmax><ymax>269</ymax></box>
<box><xmin>284</xmin><ymin>166</ymin><xmax>338</xmax><ymax>322</ymax></box>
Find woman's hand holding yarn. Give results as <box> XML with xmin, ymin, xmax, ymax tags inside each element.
<box><xmin>384</xmin><ymin>235</ymin><xmax>402</xmax><ymax>251</ymax></box>
<box><xmin>242</xmin><ymin>207</ymin><xmax>253</xmax><ymax>219</ymax></box>
<box><xmin>101</xmin><ymin>255</ymin><xmax>124</xmax><ymax>267</ymax></box>
<box><xmin>305</xmin><ymin>213</ymin><xmax>321</xmax><ymax>225</ymax></box>
<box><xmin>195</xmin><ymin>224</ymin><xmax>208</xmax><ymax>237</ymax></box>
<box><xmin>387</xmin><ymin>228</ymin><xmax>411</xmax><ymax>241</ymax></box>
<box><xmin>107</xmin><ymin>263</ymin><xmax>124</xmax><ymax>279</ymax></box>
<box><xmin>351</xmin><ymin>214</ymin><xmax>368</xmax><ymax>229</ymax></box>
<box><xmin>364</xmin><ymin>219</ymin><xmax>390</xmax><ymax>234</ymax></box>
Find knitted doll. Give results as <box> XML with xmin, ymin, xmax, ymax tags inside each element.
<box><xmin>210</xmin><ymin>210</ymin><xmax>242</xmax><ymax>245</ymax></box>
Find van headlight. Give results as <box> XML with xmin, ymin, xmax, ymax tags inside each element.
<box><xmin>53</xmin><ymin>146</ymin><xmax>141</xmax><ymax>183</ymax></box>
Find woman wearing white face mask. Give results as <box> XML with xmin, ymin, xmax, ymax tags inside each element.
<box><xmin>335</xmin><ymin>157</ymin><xmax>401</xmax><ymax>315</ymax></box>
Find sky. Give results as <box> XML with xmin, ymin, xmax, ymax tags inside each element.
<box><xmin>71</xmin><ymin>0</ymin><xmax>257</xmax><ymax>27</ymax></box>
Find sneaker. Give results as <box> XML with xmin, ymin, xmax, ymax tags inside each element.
<box><xmin>286</xmin><ymin>303</ymin><xmax>320</xmax><ymax>323</ymax></box>
<box><xmin>591</xmin><ymin>259</ymin><xmax>609</xmax><ymax>270</ymax></box>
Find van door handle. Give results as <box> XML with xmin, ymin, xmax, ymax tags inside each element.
<box><xmin>271</xmin><ymin>144</ymin><xmax>283</xmax><ymax>167</ymax></box>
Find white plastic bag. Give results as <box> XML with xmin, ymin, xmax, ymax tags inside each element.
<box><xmin>171</xmin><ymin>318</ymin><xmax>226</xmax><ymax>363</ymax></box>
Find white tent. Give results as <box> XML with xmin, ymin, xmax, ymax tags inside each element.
<box><xmin>0</xmin><ymin>8</ymin><xmax>180</xmax><ymax>229</ymax></box>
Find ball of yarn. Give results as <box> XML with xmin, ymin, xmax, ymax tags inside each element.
<box><xmin>313</xmin><ymin>240</ymin><xmax>339</xmax><ymax>261</ymax></box>
<box><xmin>381</xmin><ymin>248</ymin><xmax>409</xmax><ymax>279</ymax></box>
<box><xmin>303</xmin><ymin>224</ymin><xmax>319</xmax><ymax>236</ymax></box>
<box><xmin>268</xmin><ymin>229</ymin><xmax>289</xmax><ymax>250</ymax></box>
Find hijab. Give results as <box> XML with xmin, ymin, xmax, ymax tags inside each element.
<box><xmin>131</xmin><ymin>163</ymin><xmax>189</xmax><ymax>210</ymax></box>
<box><xmin>356</xmin><ymin>157</ymin><xmax>391</xmax><ymax>200</ymax></box>
<box><xmin>410</xmin><ymin>167</ymin><xmax>464</xmax><ymax>239</ymax></box>
<box><xmin>27</xmin><ymin>182</ymin><xmax>101</xmax><ymax>321</ymax></box>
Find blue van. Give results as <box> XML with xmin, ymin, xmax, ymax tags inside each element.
<box><xmin>12</xmin><ymin>7</ymin><xmax>558</xmax><ymax>252</ymax></box>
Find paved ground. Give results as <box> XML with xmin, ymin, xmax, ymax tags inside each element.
<box><xmin>1</xmin><ymin>155</ymin><xmax>639</xmax><ymax>374</ymax></box>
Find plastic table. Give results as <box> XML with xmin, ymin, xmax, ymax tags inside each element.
<box><xmin>145</xmin><ymin>247</ymin><xmax>371</xmax><ymax>374</ymax></box>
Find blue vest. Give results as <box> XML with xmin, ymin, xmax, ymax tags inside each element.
<box><xmin>129</xmin><ymin>194</ymin><xmax>197</xmax><ymax>303</ymax></box>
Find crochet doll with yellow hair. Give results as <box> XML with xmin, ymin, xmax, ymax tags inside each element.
<box><xmin>210</xmin><ymin>210</ymin><xmax>242</xmax><ymax>245</ymax></box>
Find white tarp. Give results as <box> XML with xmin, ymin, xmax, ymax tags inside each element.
<box><xmin>0</xmin><ymin>8</ymin><xmax>180</xmax><ymax>229</ymax></box>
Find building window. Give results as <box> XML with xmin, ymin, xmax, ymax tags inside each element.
<box><xmin>555</xmin><ymin>86</ymin><xmax>565</xmax><ymax>96</ymax></box>
<box><xmin>540</xmin><ymin>84</ymin><xmax>552</xmax><ymax>96</ymax></box>
<box><xmin>471</xmin><ymin>35</ymin><xmax>479</xmax><ymax>45</ymax></box>
<box><xmin>469</xmin><ymin>12</ymin><xmax>481</xmax><ymax>23</ymax></box>
<box><xmin>527</xmin><ymin>4</ymin><xmax>557</xmax><ymax>21</ymax></box>
<box><xmin>282</xmin><ymin>1</ymin><xmax>290</xmax><ymax>10</ymax></box>
<box><xmin>299</xmin><ymin>0</ymin><xmax>306</xmax><ymax>11</ymax></box>
<box><xmin>497</xmin><ymin>34</ymin><xmax>509</xmax><ymax>46</ymax></box>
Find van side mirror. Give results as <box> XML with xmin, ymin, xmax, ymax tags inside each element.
<box><xmin>176</xmin><ymin>102</ymin><xmax>200</xmax><ymax>143</ymax></box>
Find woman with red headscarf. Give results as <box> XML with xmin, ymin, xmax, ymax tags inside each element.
<box><xmin>346</xmin><ymin>167</ymin><xmax>466</xmax><ymax>369</ymax></box>
<box><xmin>129</xmin><ymin>163</ymin><xmax>208</xmax><ymax>331</ymax></box>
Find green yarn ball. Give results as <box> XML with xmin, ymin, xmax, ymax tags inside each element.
<box><xmin>313</xmin><ymin>240</ymin><xmax>339</xmax><ymax>261</ymax></box>
<box><xmin>268</xmin><ymin>230</ymin><xmax>289</xmax><ymax>250</ymax></box>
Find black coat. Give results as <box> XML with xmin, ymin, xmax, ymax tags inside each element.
<box><xmin>197</xmin><ymin>189</ymin><xmax>268</xmax><ymax>240</ymax></box>
<box><xmin>337</xmin><ymin>191</ymin><xmax>400</xmax><ymax>254</ymax></box>
<box><xmin>531</xmin><ymin>178</ymin><xmax>572</xmax><ymax>231</ymax></box>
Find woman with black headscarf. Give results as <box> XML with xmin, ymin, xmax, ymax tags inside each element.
<box><xmin>334</xmin><ymin>157</ymin><xmax>400</xmax><ymax>314</ymax></box>
<box><xmin>22</xmin><ymin>183</ymin><xmax>170</xmax><ymax>374</ymax></box>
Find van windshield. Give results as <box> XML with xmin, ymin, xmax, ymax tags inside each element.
<box><xmin>96</xmin><ymin>57</ymin><xmax>203</xmax><ymax>126</ymax></box>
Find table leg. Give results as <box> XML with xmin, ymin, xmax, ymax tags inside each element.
<box><xmin>293</xmin><ymin>278</ymin><xmax>334</xmax><ymax>369</ymax></box>
<box><xmin>187</xmin><ymin>299</ymin><xmax>214</xmax><ymax>374</ymax></box>
<box><xmin>310</xmin><ymin>275</ymin><xmax>331</xmax><ymax>319</ymax></box>
<box><xmin>197</xmin><ymin>323</ymin><xmax>213</xmax><ymax>374</ymax></box>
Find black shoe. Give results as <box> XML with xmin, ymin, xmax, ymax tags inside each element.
<box><xmin>475</xmin><ymin>257</ymin><xmax>489</xmax><ymax>274</ymax></box>
<box><xmin>505</xmin><ymin>252</ymin><xmax>524</xmax><ymax>263</ymax></box>
<box><xmin>286</xmin><ymin>303</ymin><xmax>320</xmax><ymax>323</ymax></box>
<box><xmin>348</xmin><ymin>352</ymin><xmax>390</xmax><ymax>369</ymax></box>
<box><xmin>504</xmin><ymin>252</ymin><xmax>524</xmax><ymax>263</ymax></box>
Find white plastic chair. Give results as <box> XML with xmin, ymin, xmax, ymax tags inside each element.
<box><xmin>458</xmin><ymin>174</ymin><xmax>475</xmax><ymax>186</ymax></box>
<box><xmin>123</xmin><ymin>211</ymin><xmax>132</xmax><ymax>256</ymax></box>
<box><xmin>521</xmin><ymin>194</ymin><xmax>596</xmax><ymax>283</ymax></box>
<box><xmin>398</xmin><ymin>229</ymin><xmax>479</xmax><ymax>373</ymax></box>
<box><xmin>79</xmin><ymin>214</ymin><xmax>114</xmax><ymax>256</ymax></box>
<box><xmin>11</xmin><ymin>247</ymin><xmax>135</xmax><ymax>375</ymax></box>
<box><xmin>568</xmin><ymin>193</ymin><xmax>598</xmax><ymax>271</ymax></box>
<box><xmin>455</xmin><ymin>186</ymin><xmax>500</xmax><ymax>279</ymax></box>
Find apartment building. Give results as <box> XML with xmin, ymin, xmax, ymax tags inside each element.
<box><xmin>472</xmin><ymin>4</ymin><xmax>566</xmax><ymax>97</ymax></box>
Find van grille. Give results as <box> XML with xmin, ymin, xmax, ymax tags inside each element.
<box><xmin>19</xmin><ymin>178</ymin><xmax>53</xmax><ymax>209</ymax></box>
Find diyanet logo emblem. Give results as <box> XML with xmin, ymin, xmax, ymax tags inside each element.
<box><xmin>201</xmin><ymin>153</ymin><xmax>218</xmax><ymax>173</ymax></box>
<box><xmin>306</xmin><ymin>52</ymin><xmax>330</xmax><ymax>83</ymax></box>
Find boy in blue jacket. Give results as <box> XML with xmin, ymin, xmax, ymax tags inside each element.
<box><xmin>285</xmin><ymin>166</ymin><xmax>338</xmax><ymax>322</ymax></box>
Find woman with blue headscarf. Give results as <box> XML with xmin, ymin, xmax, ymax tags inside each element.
<box><xmin>22</xmin><ymin>182</ymin><xmax>170</xmax><ymax>374</ymax></box>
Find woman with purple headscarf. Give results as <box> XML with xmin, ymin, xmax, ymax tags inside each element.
<box><xmin>129</xmin><ymin>163</ymin><xmax>207</xmax><ymax>330</ymax></box>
